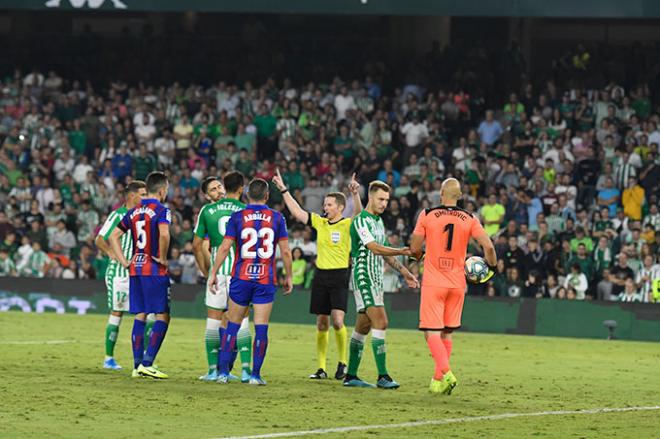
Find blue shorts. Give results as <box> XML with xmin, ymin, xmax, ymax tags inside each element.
<box><xmin>229</xmin><ymin>278</ymin><xmax>277</xmax><ymax>306</ymax></box>
<box><xmin>129</xmin><ymin>275</ymin><xmax>171</xmax><ymax>314</ymax></box>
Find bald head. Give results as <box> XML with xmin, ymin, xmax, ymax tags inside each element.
<box><xmin>440</xmin><ymin>178</ymin><xmax>462</xmax><ymax>205</ymax></box>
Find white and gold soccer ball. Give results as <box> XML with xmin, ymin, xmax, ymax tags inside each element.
<box><xmin>465</xmin><ymin>256</ymin><xmax>489</xmax><ymax>284</ymax></box>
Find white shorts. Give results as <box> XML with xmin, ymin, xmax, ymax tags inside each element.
<box><xmin>206</xmin><ymin>274</ymin><xmax>231</xmax><ymax>311</ymax></box>
<box><xmin>107</xmin><ymin>276</ymin><xmax>130</xmax><ymax>312</ymax></box>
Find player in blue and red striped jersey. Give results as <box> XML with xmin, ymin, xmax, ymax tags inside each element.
<box><xmin>209</xmin><ymin>178</ymin><xmax>293</xmax><ymax>385</ymax></box>
<box><xmin>109</xmin><ymin>171</ymin><xmax>172</xmax><ymax>379</ymax></box>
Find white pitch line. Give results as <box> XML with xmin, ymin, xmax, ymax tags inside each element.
<box><xmin>0</xmin><ymin>340</ymin><xmax>97</xmax><ymax>345</ymax></box>
<box><xmin>214</xmin><ymin>405</ymin><xmax>660</xmax><ymax>439</ymax></box>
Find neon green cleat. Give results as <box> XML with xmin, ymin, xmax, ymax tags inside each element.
<box><xmin>137</xmin><ymin>364</ymin><xmax>169</xmax><ymax>379</ymax></box>
<box><xmin>429</xmin><ymin>378</ymin><xmax>444</xmax><ymax>393</ymax></box>
<box><xmin>442</xmin><ymin>371</ymin><xmax>458</xmax><ymax>395</ymax></box>
<box><xmin>429</xmin><ymin>371</ymin><xmax>458</xmax><ymax>395</ymax></box>
<box><xmin>131</xmin><ymin>369</ymin><xmax>143</xmax><ymax>378</ymax></box>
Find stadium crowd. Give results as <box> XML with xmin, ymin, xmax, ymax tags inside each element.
<box><xmin>0</xmin><ymin>56</ymin><xmax>658</xmax><ymax>303</ymax></box>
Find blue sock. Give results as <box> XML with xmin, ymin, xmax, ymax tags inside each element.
<box><xmin>216</xmin><ymin>327</ymin><xmax>226</xmax><ymax>371</ymax></box>
<box><xmin>218</xmin><ymin>321</ymin><xmax>240</xmax><ymax>375</ymax></box>
<box><xmin>229</xmin><ymin>345</ymin><xmax>238</xmax><ymax>373</ymax></box>
<box><xmin>142</xmin><ymin>320</ymin><xmax>168</xmax><ymax>367</ymax></box>
<box><xmin>132</xmin><ymin>320</ymin><xmax>146</xmax><ymax>369</ymax></box>
<box><xmin>252</xmin><ymin>324</ymin><xmax>269</xmax><ymax>379</ymax></box>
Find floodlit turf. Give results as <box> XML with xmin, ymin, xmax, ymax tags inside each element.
<box><xmin>1</xmin><ymin>312</ymin><xmax>659</xmax><ymax>439</ymax></box>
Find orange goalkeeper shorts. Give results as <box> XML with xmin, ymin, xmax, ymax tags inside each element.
<box><xmin>419</xmin><ymin>286</ymin><xmax>465</xmax><ymax>330</ymax></box>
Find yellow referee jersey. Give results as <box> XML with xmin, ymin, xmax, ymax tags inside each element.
<box><xmin>308</xmin><ymin>212</ymin><xmax>352</xmax><ymax>270</ymax></box>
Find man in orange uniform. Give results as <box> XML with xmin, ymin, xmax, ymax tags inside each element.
<box><xmin>410</xmin><ymin>178</ymin><xmax>497</xmax><ymax>394</ymax></box>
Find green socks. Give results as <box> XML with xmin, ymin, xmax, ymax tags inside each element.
<box><xmin>371</xmin><ymin>329</ymin><xmax>388</xmax><ymax>376</ymax></box>
<box><xmin>104</xmin><ymin>315</ymin><xmax>121</xmax><ymax>357</ymax></box>
<box><xmin>347</xmin><ymin>331</ymin><xmax>366</xmax><ymax>376</ymax></box>
<box><xmin>144</xmin><ymin>314</ymin><xmax>156</xmax><ymax>351</ymax></box>
<box><xmin>237</xmin><ymin>317</ymin><xmax>252</xmax><ymax>374</ymax></box>
<box><xmin>205</xmin><ymin>318</ymin><xmax>222</xmax><ymax>372</ymax></box>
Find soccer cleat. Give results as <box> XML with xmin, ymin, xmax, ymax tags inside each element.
<box><xmin>334</xmin><ymin>362</ymin><xmax>347</xmax><ymax>380</ymax></box>
<box><xmin>376</xmin><ymin>375</ymin><xmax>400</xmax><ymax>390</ymax></box>
<box><xmin>241</xmin><ymin>369</ymin><xmax>251</xmax><ymax>383</ymax></box>
<box><xmin>199</xmin><ymin>370</ymin><xmax>219</xmax><ymax>381</ymax></box>
<box><xmin>103</xmin><ymin>358</ymin><xmax>123</xmax><ymax>370</ymax></box>
<box><xmin>137</xmin><ymin>364</ymin><xmax>169</xmax><ymax>379</ymax></box>
<box><xmin>430</xmin><ymin>371</ymin><xmax>458</xmax><ymax>395</ymax></box>
<box><xmin>216</xmin><ymin>373</ymin><xmax>229</xmax><ymax>384</ymax></box>
<box><xmin>309</xmin><ymin>368</ymin><xmax>328</xmax><ymax>379</ymax></box>
<box><xmin>131</xmin><ymin>369</ymin><xmax>143</xmax><ymax>378</ymax></box>
<box><xmin>228</xmin><ymin>372</ymin><xmax>240</xmax><ymax>382</ymax></box>
<box><xmin>248</xmin><ymin>376</ymin><xmax>267</xmax><ymax>385</ymax></box>
<box><xmin>429</xmin><ymin>378</ymin><xmax>444</xmax><ymax>393</ymax></box>
<box><xmin>442</xmin><ymin>371</ymin><xmax>458</xmax><ymax>395</ymax></box>
<box><xmin>343</xmin><ymin>376</ymin><xmax>376</xmax><ymax>388</ymax></box>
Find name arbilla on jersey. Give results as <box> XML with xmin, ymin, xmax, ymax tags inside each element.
<box><xmin>129</xmin><ymin>206</ymin><xmax>156</xmax><ymax>219</ymax></box>
<box><xmin>243</xmin><ymin>212</ymin><xmax>271</xmax><ymax>223</ymax></box>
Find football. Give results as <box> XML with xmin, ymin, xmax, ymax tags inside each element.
<box><xmin>465</xmin><ymin>256</ymin><xmax>489</xmax><ymax>284</ymax></box>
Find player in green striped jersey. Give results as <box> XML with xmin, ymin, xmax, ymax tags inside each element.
<box><xmin>344</xmin><ymin>181</ymin><xmax>419</xmax><ymax>389</ymax></box>
<box><xmin>95</xmin><ymin>181</ymin><xmax>147</xmax><ymax>371</ymax></box>
<box><xmin>193</xmin><ymin>172</ymin><xmax>252</xmax><ymax>382</ymax></box>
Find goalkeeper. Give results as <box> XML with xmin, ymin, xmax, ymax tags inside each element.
<box><xmin>410</xmin><ymin>178</ymin><xmax>497</xmax><ymax>395</ymax></box>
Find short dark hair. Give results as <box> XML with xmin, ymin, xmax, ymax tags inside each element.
<box><xmin>223</xmin><ymin>171</ymin><xmax>245</xmax><ymax>194</ymax></box>
<box><xmin>125</xmin><ymin>180</ymin><xmax>146</xmax><ymax>195</ymax></box>
<box><xmin>146</xmin><ymin>171</ymin><xmax>168</xmax><ymax>194</ymax></box>
<box><xmin>247</xmin><ymin>178</ymin><xmax>269</xmax><ymax>201</ymax></box>
<box><xmin>369</xmin><ymin>180</ymin><xmax>391</xmax><ymax>194</ymax></box>
<box><xmin>201</xmin><ymin>176</ymin><xmax>220</xmax><ymax>194</ymax></box>
<box><xmin>326</xmin><ymin>192</ymin><xmax>346</xmax><ymax>208</ymax></box>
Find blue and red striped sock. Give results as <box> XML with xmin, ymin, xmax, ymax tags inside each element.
<box><xmin>219</xmin><ymin>321</ymin><xmax>240</xmax><ymax>375</ymax></box>
<box><xmin>132</xmin><ymin>320</ymin><xmax>146</xmax><ymax>369</ymax></box>
<box><xmin>229</xmin><ymin>345</ymin><xmax>238</xmax><ymax>373</ymax></box>
<box><xmin>216</xmin><ymin>327</ymin><xmax>226</xmax><ymax>371</ymax></box>
<box><xmin>252</xmin><ymin>324</ymin><xmax>269</xmax><ymax>379</ymax></box>
<box><xmin>142</xmin><ymin>320</ymin><xmax>168</xmax><ymax>367</ymax></box>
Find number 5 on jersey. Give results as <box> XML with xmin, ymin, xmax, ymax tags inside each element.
<box><xmin>136</xmin><ymin>220</ymin><xmax>147</xmax><ymax>249</ymax></box>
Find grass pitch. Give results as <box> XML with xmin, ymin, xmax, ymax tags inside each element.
<box><xmin>1</xmin><ymin>312</ymin><xmax>659</xmax><ymax>438</ymax></box>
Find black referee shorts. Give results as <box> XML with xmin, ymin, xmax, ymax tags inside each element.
<box><xmin>310</xmin><ymin>268</ymin><xmax>349</xmax><ymax>315</ymax></box>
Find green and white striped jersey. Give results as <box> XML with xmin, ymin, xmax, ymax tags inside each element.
<box><xmin>98</xmin><ymin>207</ymin><xmax>132</xmax><ymax>279</ymax></box>
<box><xmin>0</xmin><ymin>257</ymin><xmax>16</xmax><ymax>276</ymax></box>
<box><xmin>350</xmin><ymin>210</ymin><xmax>387</xmax><ymax>291</ymax></box>
<box><xmin>23</xmin><ymin>251</ymin><xmax>49</xmax><ymax>278</ymax></box>
<box><xmin>194</xmin><ymin>198</ymin><xmax>245</xmax><ymax>276</ymax></box>
<box><xmin>636</xmin><ymin>265</ymin><xmax>660</xmax><ymax>302</ymax></box>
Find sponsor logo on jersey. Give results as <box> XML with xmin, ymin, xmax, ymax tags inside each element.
<box><xmin>246</xmin><ymin>263</ymin><xmax>265</xmax><ymax>276</ymax></box>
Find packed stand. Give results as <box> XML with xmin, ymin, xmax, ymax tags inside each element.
<box><xmin>0</xmin><ymin>65</ymin><xmax>658</xmax><ymax>303</ymax></box>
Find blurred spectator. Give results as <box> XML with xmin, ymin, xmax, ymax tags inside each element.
<box><xmin>0</xmin><ymin>247</ymin><xmax>17</xmax><ymax>276</ymax></box>
<box><xmin>619</xmin><ymin>277</ymin><xmax>643</xmax><ymax>302</ymax></box>
<box><xmin>290</xmin><ymin>247</ymin><xmax>307</xmax><ymax>288</ymax></box>
<box><xmin>564</xmin><ymin>263</ymin><xmax>589</xmax><ymax>300</ymax></box>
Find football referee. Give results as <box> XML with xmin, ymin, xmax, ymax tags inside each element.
<box><xmin>273</xmin><ymin>169</ymin><xmax>362</xmax><ymax>380</ymax></box>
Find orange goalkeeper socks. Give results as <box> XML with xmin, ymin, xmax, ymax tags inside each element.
<box><xmin>427</xmin><ymin>333</ymin><xmax>450</xmax><ymax>380</ymax></box>
<box><xmin>442</xmin><ymin>338</ymin><xmax>453</xmax><ymax>360</ymax></box>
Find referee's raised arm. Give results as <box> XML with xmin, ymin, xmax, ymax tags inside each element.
<box><xmin>273</xmin><ymin>168</ymin><xmax>310</xmax><ymax>224</ymax></box>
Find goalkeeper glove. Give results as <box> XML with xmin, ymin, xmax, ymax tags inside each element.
<box><xmin>478</xmin><ymin>264</ymin><xmax>497</xmax><ymax>284</ymax></box>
